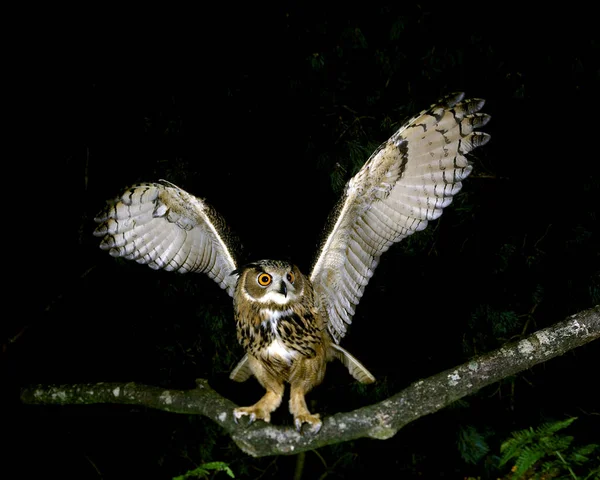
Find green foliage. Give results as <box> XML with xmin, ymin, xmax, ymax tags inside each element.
<box><xmin>308</xmin><ymin>52</ymin><xmax>325</xmax><ymax>71</ymax></box>
<box><xmin>173</xmin><ymin>461</ymin><xmax>234</xmax><ymax>480</ymax></box>
<box><xmin>458</xmin><ymin>425</ymin><xmax>491</xmax><ymax>465</ymax></box>
<box><xmin>499</xmin><ymin>418</ymin><xmax>600</xmax><ymax>479</ymax></box>
<box><xmin>471</xmin><ymin>305</ymin><xmax>521</xmax><ymax>339</ymax></box>
<box><xmin>195</xmin><ymin>303</ymin><xmax>239</xmax><ymax>375</ymax></box>
<box><xmin>464</xmin><ymin>304</ymin><xmax>522</xmax><ymax>357</ymax></box>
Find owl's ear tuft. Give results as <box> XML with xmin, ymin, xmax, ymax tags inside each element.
<box><xmin>231</xmin><ymin>262</ymin><xmax>261</xmax><ymax>276</ymax></box>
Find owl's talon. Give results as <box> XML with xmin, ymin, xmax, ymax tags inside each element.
<box><xmin>294</xmin><ymin>413</ymin><xmax>322</xmax><ymax>434</ymax></box>
<box><xmin>233</xmin><ymin>406</ymin><xmax>270</xmax><ymax>426</ymax></box>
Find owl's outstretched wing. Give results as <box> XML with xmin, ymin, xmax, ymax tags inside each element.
<box><xmin>93</xmin><ymin>180</ymin><xmax>238</xmax><ymax>296</ymax></box>
<box><xmin>310</xmin><ymin>92</ymin><xmax>490</xmax><ymax>343</ymax></box>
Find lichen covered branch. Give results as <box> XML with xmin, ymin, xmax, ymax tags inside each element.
<box><xmin>21</xmin><ymin>306</ymin><xmax>599</xmax><ymax>457</ymax></box>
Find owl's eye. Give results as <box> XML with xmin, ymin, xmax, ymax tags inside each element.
<box><xmin>257</xmin><ymin>273</ymin><xmax>272</xmax><ymax>286</ymax></box>
<box><xmin>286</xmin><ymin>272</ymin><xmax>295</xmax><ymax>284</ymax></box>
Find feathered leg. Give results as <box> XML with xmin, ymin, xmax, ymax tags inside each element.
<box><xmin>288</xmin><ymin>354</ymin><xmax>326</xmax><ymax>433</ymax></box>
<box><xmin>289</xmin><ymin>382</ymin><xmax>322</xmax><ymax>433</ymax></box>
<box><xmin>233</xmin><ymin>356</ymin><xmax>284</xmax><ymax>424</ymax></box>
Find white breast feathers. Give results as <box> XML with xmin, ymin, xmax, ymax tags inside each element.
<box><xmin>264</xmin><ymin>338</ymin><xmax>298</xmax><ymax>363</ymax></box>
<box><xmin>260</xmin><ymin>307</ymin><xmax>298</xmax><ymax>363</ymax></box>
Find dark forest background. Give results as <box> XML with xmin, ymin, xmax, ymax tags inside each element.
<box><xmin>5</xmin><ymin>3</ymin><xmax>599</xmax><ymax>479</ymax></box>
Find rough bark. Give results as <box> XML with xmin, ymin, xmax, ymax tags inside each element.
<box><xmin>21</xmin><ymin>305</ymin><xmax>599</xmax><ymax>457</ymax></box>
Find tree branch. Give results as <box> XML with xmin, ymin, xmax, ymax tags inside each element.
<box><xmin>21</xmin><ymin>305</ymin><xmax>599</xmax><ymax>457</ymax></box>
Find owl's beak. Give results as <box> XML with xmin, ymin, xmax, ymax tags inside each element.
<box><xmin>278</xmin><ymin>281</ymin><xmax>287</xmax><ymax>297</ymax></box>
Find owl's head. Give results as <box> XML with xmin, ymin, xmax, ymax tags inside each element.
<box><xmin>232</xmin><ymin>259</ymin><xmax>307</xmax><ymax>306</ymax></box>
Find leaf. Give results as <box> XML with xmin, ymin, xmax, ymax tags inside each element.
<box><xmin>499</xmin><ymin>418</ymin><xmax>599</xmax><ymax>479</ymax></box>
<box><xmin>569</xmin><ymin>443</ymin><xmax>600</xmax><ymax>465</ymax></box>
<box><xmin>512</xmin><ymin>445</ymin><xmax>544</xmax><ymax>479</ymax></box>
<box><xmin>173</xmin><ymin>461</ymin><xmax>235</xmax><ymax>480</ymax></box>
<box><xmin>457</xmin><ymin>425</ymin><xmax>490</xmax><ymax>465</ymax></box>
<box><xmin>536</xmin><ymin>417</ymin><xmax>577</xmax><ymax>436</ymax></box>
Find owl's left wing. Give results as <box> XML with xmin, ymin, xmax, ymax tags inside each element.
<box><xmin>310</xmin><ymin>92</ymin><xmax>490</xmax><ymax>343</ymax></box>
<box><xmin>93</xmin><ymin>180</ymin><xmax>238</xmax><ymax>296</ymax></box>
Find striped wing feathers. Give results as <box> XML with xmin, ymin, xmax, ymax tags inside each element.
<box><xmin>93</xmin><ymin>180</ymin><xmax>238</xmax><ymax>296</ymax></box>
<box><xmin>310</xmin><ymin>93</ymin><xmax>490</xmax><ymax>342</ymax></box>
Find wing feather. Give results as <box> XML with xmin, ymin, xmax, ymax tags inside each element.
<box><xmin>94</xmin><ymin>180</ymin><xmax>238</xmax><ymax>296</ymax></box>
<box><xmin>229</xmin><ymin>354</ymin><xmax>253</xmax><ymax>382</ymax></box>
<box><xmin>311</xmin><ymin>93</ymin><xmax>490</xmax><ymax>342</ymax></box>
<box><xmin>331</xmin><ymin>344</ymin><xmax>375</xmax><ymax>384</ymax></box>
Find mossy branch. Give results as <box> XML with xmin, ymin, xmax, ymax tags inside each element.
<box><xmin>21</xmin><ymin>306</ymin><xmax>599</xmax><ymax>457</ymax></box>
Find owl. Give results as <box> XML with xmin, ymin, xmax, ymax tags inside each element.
<box><xmin>93</xmin><ymin>92</ymin><xmax>490</xmax><ymax>433</ymax></box>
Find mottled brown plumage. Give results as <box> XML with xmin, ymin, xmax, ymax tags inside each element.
<box><xmin>230</xmin><ymin>260</ymin><xmax>346</xmax><ymax>431</ymax></box>
<box><xmin>93</xmin><ymin>93</ymin><xmax>490</xmax><ymax>433</ymax></box>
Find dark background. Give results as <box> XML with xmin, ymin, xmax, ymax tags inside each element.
<box><xmin>5</xmin><ymin>4</ymin><xmax>599</xmax><ymax>479</ymax></box>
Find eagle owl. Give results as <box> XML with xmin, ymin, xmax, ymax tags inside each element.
<box><xmin>93</xmin><ymin>92</ymin><xmax>490</xmax><ymax>433</ymax></box>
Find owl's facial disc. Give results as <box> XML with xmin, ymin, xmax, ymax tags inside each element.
<box><xmin>241</xmin><ymin>260</ymin><xmax>301</xmax><ymax>305</ymax></box>
<box><xmin>258</xmin><ymin>290</ymin><xmax>292</xmax><ymax>305</ymax></box>
<box><xmin>264</xmin><ymin>276</ymin><xmax>297</xmax><ymax>304</ymax></box>
<box><xmin>255</xmin><ymin>268</ymin><xmax>298</xmax><ymax>305</ymax></box>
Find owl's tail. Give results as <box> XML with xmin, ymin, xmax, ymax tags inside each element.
<box><xmin>330</xmin><ymin>344</ymin><xmax>375</xmax><ymax>384</ymax></box>
<box><xmin>230</xmin><ymin>354</ymin><xmax>253</xmax><ymax>382</ymax></box>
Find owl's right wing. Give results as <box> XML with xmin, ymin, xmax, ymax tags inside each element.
<box><xmin>310</xmin><ymin>92</ymin><xmax>490</xmax><ymax>343</ymax></box>
<box><xmin>93</xmin><ymin>180</ymin><xmax>238</xmax><ymax>296</ymax></box>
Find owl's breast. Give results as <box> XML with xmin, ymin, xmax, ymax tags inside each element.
<box><xmin>235</xmin><ymin>303</ymin><xmax>324</xmax><ymax>378</ymax></box>
<box><xmin>263</xmin><ymin>337</ymin><xmax>300</xmax><ymax>364</ymax></box>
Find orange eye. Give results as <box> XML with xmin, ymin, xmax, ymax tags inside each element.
<box><xmin>287</xmin><ymin>272</ymin><xmax>295</xmax><ymax>284</ymax></box>
<box><xmin>257</xmin><ymin>273</ymin><xmax>272</xmax><ymax>286</ymax></box>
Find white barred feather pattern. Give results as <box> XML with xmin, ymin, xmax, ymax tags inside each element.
<box><xmin>93</xmin><ymin>92</ymin><xmax>490</xmax><ymax>347</ymax></box>
<box><xmin>310</xmin><ymin>92</ymin><xmax>490</xmax><ymax>342</ymax></box>
<box><xmin>93</xmin><ymin>181</ymin><xmax>238</xmax><ymax>296</ymax></box>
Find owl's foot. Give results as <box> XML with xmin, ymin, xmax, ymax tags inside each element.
<box><xmin>289</xmin><ymin>384</ymin><xmax>322</xmax><ymax>433</ymax></box>
<box><xmin>233</xmin><ymin>406</ymin><xmax>272</xmax><ymax>425</ymax></box>
<box><xmin>233</xmin><ymin>385</ymin><xmax>284</xmax><ymax>426</ymax></box>
<box><xmin>294</xmin><ymin>412</ymin><xmax>322</xmax><ymax>434</ymax></box>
